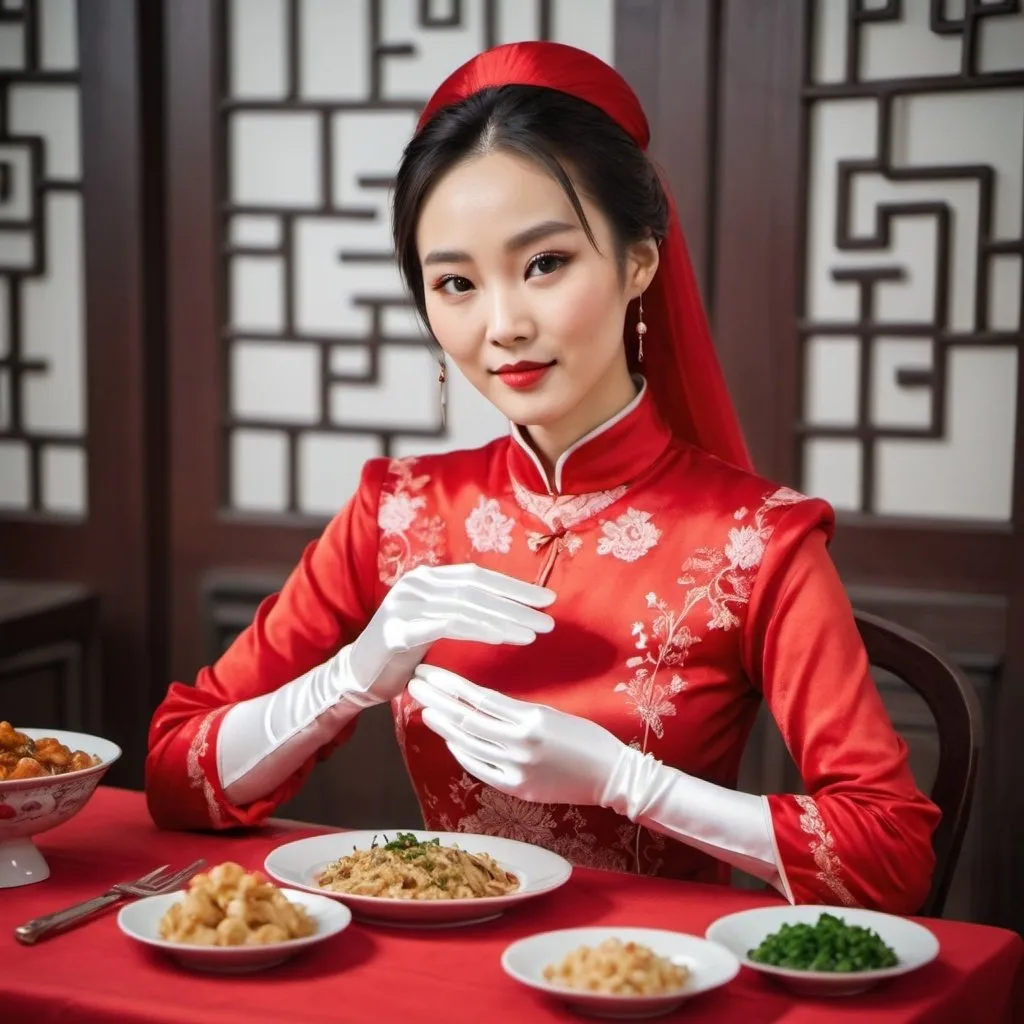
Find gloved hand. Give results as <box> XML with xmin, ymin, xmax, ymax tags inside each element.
<box><xmin>347</xmin><ymin>563</ymin><xmax>556</xmax><ymax>706</ymax></box>
<box><xmin>217</xmin><ymin>565</ymin><xmax>556</xmax><ymax>805</ymax></box>
<box><xmin>407</xmin><ymin>663</ymin><xmax>625</xmax><ymax>806</ymax></box>
<box><xmin>409</xmin><ymin>664</ymin><xmax>782</xmax><ymax>888</ymax></box>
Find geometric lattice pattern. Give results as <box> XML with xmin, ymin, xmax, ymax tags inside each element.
<box><xmin>799</xmin><ymin>0</ymin><xmax>1024</xmax><ymax>521</ymax></box>
<box><xmin>0</xmin><ymin>0</ymin><xmax>85</xmax><ymax>517</ymax></box>
<box><xmin>222</xmin><ymin>0</ymin><xmax>613</xmax><ymax>516</ymax></box>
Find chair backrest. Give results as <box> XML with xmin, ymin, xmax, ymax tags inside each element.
<box><xmin>853</xmin><ymin>609</ymin><xmax>984</xmax><ymax>918</ymax></box>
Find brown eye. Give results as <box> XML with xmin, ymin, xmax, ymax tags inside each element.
<box><xmin>526</xmin><ymin>253</ymin><xmax>569</xmax><ymax>278</ymax></box>
<box><xmin>436</xmin><ymin>275</ymin><xmax>473</xmax><ymax>295</ymax></box>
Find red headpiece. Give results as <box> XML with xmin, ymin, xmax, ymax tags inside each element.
<box><xmin>418</xmin><ymin>41</ymin><xmax>751</xmax><ymax>471</ymax></box>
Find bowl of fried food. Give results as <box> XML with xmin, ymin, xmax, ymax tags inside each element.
<box><xmin>117</xmin><ymin>861</ymin><xmax>352</xmax><ymax>973</ymax></box>
<box><xmin>0</xmin><ymin>721</ymin><xmax>121</xmax><ymax>888</ymax></box>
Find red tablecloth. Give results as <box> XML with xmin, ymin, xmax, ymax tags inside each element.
<box><xmin>0</xmin><ymin>787</ymin><xmax>1020</xmax><ymax>1023</ymax></box>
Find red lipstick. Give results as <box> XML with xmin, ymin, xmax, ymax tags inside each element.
<box><xmin>492</xmin><ymin>360</ymin><xmax>555</xmax><ymax>390</ymax></box>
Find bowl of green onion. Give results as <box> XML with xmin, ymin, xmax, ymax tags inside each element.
<box><xmin>705</xmin><ymin>906</ymin><xmax>939</xmax><ymax>996</ymax></box>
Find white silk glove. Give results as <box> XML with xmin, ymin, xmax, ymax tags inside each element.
<box><xmin>217</xmin><ymin>565</ymin><xmax>556</xmax><ymax>805</ymax></box>
<box><xmin>408</xmin><ymin>665</ymin><xmax>785</xmax><ymax>892</ymax></box>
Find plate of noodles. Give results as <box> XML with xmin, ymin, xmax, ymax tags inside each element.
<box><xmin>263</xmin><ymin>829</ymin><xmax>572</xmax><ymax>926</ymax></box>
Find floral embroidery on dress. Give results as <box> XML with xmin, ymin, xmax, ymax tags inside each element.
<box><xmin>678</xmin><ymin>487</ymin><xmax>804</xmax><ymax>631</ymax></box>
<box><xmin>457</xmin><ymin>784</ymin><xmax>560</xmax><ymax>845</ymax></box>
<box><xmin>597</xmin><ymin>508</ymin><xmax>661</xmax><ymax>562</ymax></box>
<box><xmin>615</xmin><ymin>486</ymin><xmax>806</xmax><ymax>739</ymax></box>
<box><xmin>377</xmin><ymin>458</ymin><xmax>447</xmax><ymax>586</ymax></box>
<box><xmin>439</xmin><ymin>774</ymin><xmax>630</xmax><ymax>872</ymax></box>
<box><xmin>186</xmin><ymin>708</ymin><xmax>227</xmax><ymax>828</ymax></box>
<box><xmin>512</xmin><ymin>478</ymin><xmax>627</xmax><ymax>533</ymax></box>
<box><xmin>465</xmin><ymin>496</ymin><xmax>515</xmax><ymax>554</ymax></box>
<box><xmin>794</xmin><ymin>794</ymin><xmax>860</xmax><ymax>907</ymax></box>
<box><xmin>615</xmin><ymin>608</ymin><xmax>695</xmax><ymax>740</ymax></box>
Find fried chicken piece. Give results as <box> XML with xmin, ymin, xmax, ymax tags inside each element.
<box><xmin>215</xmin><ymin>917</ymin><xmax>250</xmax><ymax>946</ymax></box>
<box><xmin>249</xmin><ymin>924</ymin><xmax>290</xmax><ymax>945</ymax></box>
<box><xmin>69</xmin><ymin>751</ymin><xmax>99</xmax><ymax>772</ymax></box>
<box><xmin>10</xmin><ymin>757</ymin><xmax>48</xmax><ymax>780</ymax></box>
<box><xmin>32</xmin><ymin>738</ymin><xmax>72</xmax><ymax>770</ymax></box>
<box><xmin>0</xmin><ymin>721</ymin><xmax>33</xmax><ymax>755</ymax></box>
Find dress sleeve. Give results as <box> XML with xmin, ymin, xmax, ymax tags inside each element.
<box><xmin>144</xmin><ymin>458</ymin><xmax>388</xmax><ymax>831</ymax></box>
<box><xmin>742</xmin><ymin>501</ymin><xmax>942</xmax><ymax>913</ymax></box>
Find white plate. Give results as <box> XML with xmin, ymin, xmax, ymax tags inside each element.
<box><xmin>264</xmin><ymin>829</ymin><xmax>572</xmax><ymax>927</ymax></box>
<box><xmin>117</xmin><ymin>888</ymin><xmax>352</xmax><ymax>973</ymax></box>
<box><xmin>706</xmin><ymin>905</ymin><xmax>939</xmax><ymax>997</ymax></box>
<box><xmin>501</xmin><ymin>926</ymin><xmax>740</xmax><ymax>1020</ymax></box>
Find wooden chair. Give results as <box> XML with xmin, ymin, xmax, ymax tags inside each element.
<box><xmin>854</xmin><ymin>609</ymin><xmax>984</xmax><ymax>918</ymax></box>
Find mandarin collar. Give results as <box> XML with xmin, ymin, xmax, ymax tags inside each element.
<box><xmin>507</xmin><ymin>377</ymin><xmax>672</xmax><ymax>495</ymax></box>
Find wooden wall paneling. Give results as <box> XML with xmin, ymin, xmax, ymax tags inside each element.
<box><xmin>713</xmin><ymin>0</ymin><xmax>805</xmax><ymax>482</ymax></box>
<box><xmin>615</xmin><ymin>0</ymin><xmax>718</xmax><ymax>298</ymax></box>
<box><xmin>164</xmin><ymin>0</ymin><xmax>328</xmax><ymax>686</ymax></box>
<box><xmin>79</xmin><ymin>0</ymin><xmax>167</xmax><ymax>784</ymax></box>
<box><xmin>0</xmin><ymin>0</ymin><xmax>166</xmax><ymax>786</ymax></box>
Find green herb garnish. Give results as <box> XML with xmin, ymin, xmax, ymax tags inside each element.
<box><xmin>748</xmin><ymin>913</ymin><xmax>898</xmax><ymax>972</ymax></box>
<box><xmin>379</xmin><ymin>832</ymin><xmax>442</xmax><ymax>860</ymax></box>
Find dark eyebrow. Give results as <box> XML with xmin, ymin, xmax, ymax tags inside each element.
<box><xmin>422</xmin><ymin>220</ymin><xmax>579</xmax><ymax>266</ymax></box>
<box><xmin>505</xmin><ymin>219</ymin><xmax>579</xmax><ymax>252</ymax></box>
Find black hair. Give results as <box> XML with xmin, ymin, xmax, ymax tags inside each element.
<box><xmin>392</xmin><ymin>85</ymin><xmax>668</xmax><ymax>328</ymax></box>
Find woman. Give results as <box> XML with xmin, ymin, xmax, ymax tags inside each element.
<box><xmin>146</xmin><ymin>41</ymin><xmax>939</xmax><ymax>913</ymax></box>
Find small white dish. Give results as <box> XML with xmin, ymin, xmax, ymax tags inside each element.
<box><xmin>117</xmin><ymin>888</ymin><xmax>352</xmax><ymax>973</ymax></box>
<box><xmin>706</xmin><ymin>904</ymin><xmax>939</xmax><ymax>997</ymax></box>
<box><xmin>501</xmin><ymin>926</ymin><xmax>740</xmax><ymax>1019</ymax></box>
<box><xmin>264</xmin><ymin>829</ymin><xmax>572</xmax><ymax>928</ymax></box>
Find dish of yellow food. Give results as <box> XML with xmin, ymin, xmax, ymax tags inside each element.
<box><xmin>316</xmin><ymin>831</ymin><xmax>520</xmax><ymax>900</ymax></box>
<box><xmin>542</xmin><ymin>938</ymin><xmax>691</xmax><ymax>996</ymax></box>
<box><xmin>0</xmin><ymin>721</ymin><xmax>101</xmax><ymax>781</ymax></box>
<box><xmin>158</xmin><ymin>862</ymin><xmax>316</xmax><ymax>946</ymax></box>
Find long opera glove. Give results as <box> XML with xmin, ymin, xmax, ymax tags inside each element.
<box><xmin>216</xmin><ymin>566</ymin><xmax>556</xmax><ymax>806</ymax></box>
<box><xmin>409</xmin><ymin>665</ymin><xmax>786</xmax><ymax>894</ymax></box>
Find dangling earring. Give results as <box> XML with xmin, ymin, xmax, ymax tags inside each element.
<box><xmin>437</xmin><ymin>357</ymin><xmax>448</xmax><ymax>429</ymax></box>
<box><xmin>635</xmin><ymin>293</ymin><xmax>647</xmax><ymax>363</ymax></box>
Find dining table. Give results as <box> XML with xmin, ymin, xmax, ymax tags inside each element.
<box><xmin>1</xmin><ymin>786</ymin><xmax>1020</xmax><ymax>1023</ymax></box>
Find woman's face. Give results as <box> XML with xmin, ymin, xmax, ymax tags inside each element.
<box><xmin>416</xmin><ymin>150</ymin><xmax>658</xmax><ymax>454</ymax></box>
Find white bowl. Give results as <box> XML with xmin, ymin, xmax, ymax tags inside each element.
<box><xmin>117</xmin><ymin>888</ymin><xmax>353</xmax><ymax>973</ymax></box>
<box><xmin>265</xmin><ymin>829</ymin><xmax>572</xmax><ymax>927</ymax></box>
<box><xmin>501</xmin><ymin>926</ymin><xmax>740</xmax><ymax>1019</ymax></box>
<box><xmin>706</xmin><ymin>905</ymin><xmax>940</xmax><ymax>997</ymax></box>
<box><xmin>0</xmin><ymin>727</ymin><xmax>121</xmax><ymax>888</ymax></box>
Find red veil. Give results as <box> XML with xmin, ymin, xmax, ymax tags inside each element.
<box><xmin>417</xmin><ymin>41</ymin><xmax>752</xmax><ymax>472</ymax></box>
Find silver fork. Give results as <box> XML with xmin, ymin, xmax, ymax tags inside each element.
<box><xmin>14</xmin><ymin>858</ymin><xmax>207</xmax><ymax>945</ymax></box>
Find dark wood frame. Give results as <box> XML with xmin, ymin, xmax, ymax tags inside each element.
<box><xmin>0</xmin><ymin>0</ymin><xmax>168</xmax><ymax>786</ymax></box>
